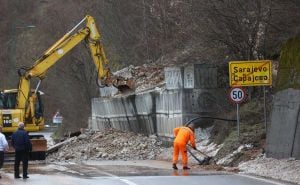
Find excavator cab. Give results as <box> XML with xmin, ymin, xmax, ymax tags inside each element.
<box><xmin>0</xmin><ymin>89</ymin><xmax>46</xmax><ymax>160</ymax></box>
<box><xmin>0</xmin><ymin>89</ymin><xmax>44</xmax><ymax>128</ymax></box>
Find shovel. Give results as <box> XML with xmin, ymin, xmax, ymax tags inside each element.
<box><xmin>187</xmin><ymin>145</ymin><xmax>214</xmax><ymax>165</ymax></box>
<box><xmin>187</xmin><ymin>148</ymin><xmax>210</xmax><ymax>165</ymax></box>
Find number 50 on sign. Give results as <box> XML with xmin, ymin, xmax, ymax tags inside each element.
<box><xmin>229</xmin><ymin>87</ymin><xmax>246</xmax><ymax>104</ymax></box>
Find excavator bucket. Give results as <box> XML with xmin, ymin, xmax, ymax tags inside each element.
<box><xmin>114</xmin><ymin>78</ymin><xmax>135</xmax><ymax>92</ymax></box>
<box><xmin>103</xmin><ymin>76</ymin><xmax>135</xmax><ymax>92</ymax></box>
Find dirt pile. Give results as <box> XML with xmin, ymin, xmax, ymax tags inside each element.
<box><xmin>47</xmin><ymin>129</ymin><xmax>165</xmax><ymax>162</ymax></box>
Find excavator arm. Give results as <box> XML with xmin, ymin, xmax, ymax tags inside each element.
<box><xmin>16</xmin><ymin>15</ymin><xmax>133</xmax><ymax>119</ymax></box>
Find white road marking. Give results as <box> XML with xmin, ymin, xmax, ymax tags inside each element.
<box><xmin>95</xmin><ymin>169</ymin><xmax>138</xmax><ymax>185</ymax></box>
<box><xmin>238</xmin><ymin>174</ymin><xmax>288</xmax><ymax>185</ymax></box>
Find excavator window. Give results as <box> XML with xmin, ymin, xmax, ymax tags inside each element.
<box><xmin>35</xmin><ymin>92</ymin><xmax>44</xmax><ymax>119</ymax></box>
<box><xmin>0</xmin><ymin>93</ymin><xmax>4</xmax><ymax>108</ymax></box>
<box><xmin>1</xmin><ymin>92</ymin><xmax>17</xmax><ymax>109</ymax></box>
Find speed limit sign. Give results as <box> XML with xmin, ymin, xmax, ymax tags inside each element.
<box><xmin>229</xmin><ymin>87</ymin><xmax>246</xmax><ymax>103</ymax></box>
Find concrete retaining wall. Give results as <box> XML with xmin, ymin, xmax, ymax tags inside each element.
<box><xmin>90</xmin><ymin>90</ymin><xmax>184</xmax><ymax>137</ymax></box>
<box><xmin>266</xmin><ymin>88</ymin><xmax>300</xmax><ymax>159</ymax></box>
<box><xmin>89</xmin><ymin>64</ymin><xmax>229</xmax><ymax>137</ymax></box>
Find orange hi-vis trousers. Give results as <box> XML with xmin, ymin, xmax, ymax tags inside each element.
<box><xmin>173</xmin><ymin>142</ymin><xmax>188</xmax><ymax>167</ymax></box>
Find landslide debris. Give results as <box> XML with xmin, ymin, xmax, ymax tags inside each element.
<box><xmin>47</xmin><ymin>128</ymin><xmax>164</xmax><ymax>162</ymax></box>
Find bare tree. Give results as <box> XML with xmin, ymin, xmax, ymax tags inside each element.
<box><xmin>198</xmin><ymin>0</ymin><xmax>300</xmax><ymax>60</ymax></box>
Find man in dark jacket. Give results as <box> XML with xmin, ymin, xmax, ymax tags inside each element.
<box><xmin>11</xmin><ymin>122</ymin><xmax>32</xmax><ymax>179</ymax></box>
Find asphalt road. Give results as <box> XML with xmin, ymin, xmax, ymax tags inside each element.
<box><xmin>1</xmin><ymin>130</ymin><xmax>289</xmax><ymax>185</ymax></box>
<box><xmin>0</xmin><ymin>160</ymin><xmax>291</xmax><ymax>185</ymax></box>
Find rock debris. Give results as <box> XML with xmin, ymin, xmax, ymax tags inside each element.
<box><xmin>47</xmin><ymin>129</ymin><xmax>164</xmax><ymax>162</ymax></box>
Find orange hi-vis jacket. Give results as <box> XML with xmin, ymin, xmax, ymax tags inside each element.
<box><xmin>173</xmin><ymin>127</ymin><xmax>196</xmax><ymax>147</ymax></box>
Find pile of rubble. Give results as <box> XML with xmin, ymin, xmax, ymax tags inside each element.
<box><xmin>47</xmin><ymin>129</ymin><xmax>165</xmax><ymax>162</ymax></box>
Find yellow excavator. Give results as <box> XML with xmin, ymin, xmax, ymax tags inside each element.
<box><xmin>0</xmin><ymin>15</ymin><xmax>133</xmax><ymax>160</ymax></box>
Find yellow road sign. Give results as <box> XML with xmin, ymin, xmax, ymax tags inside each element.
<box><xmin>229</xmin><ymin>60</ymin><xmax>272</xmax><ymax>87</ymax></box>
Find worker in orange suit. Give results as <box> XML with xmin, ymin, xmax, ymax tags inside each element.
<box><xmin>172</xmin><ymin>124</ymin><xmax>196</xmax><ymax>170</ymax></box>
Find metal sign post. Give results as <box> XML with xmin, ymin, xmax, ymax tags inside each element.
<box><xmin>229</xmin><ymin>87</ymin><xmax>246</xmax><ymax>138</ymax></box>
<box><xmin>263</xmin><ymin>86</ymin><xmax>267</xmax><ymax>130</ymax></box>
<box><xmin>237</xmin><ymin>104</ymin><xmax>240</xmax><ymax>138</ymax></box>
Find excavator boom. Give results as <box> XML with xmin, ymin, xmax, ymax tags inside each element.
<box><xmin>17</xmin><ymin>15</ymin><xmax>132</xmax><ymax>109</ymax></box>
<box><xmin>16</xmin><ymin>15</ymin><xmax>134</xmax><ymax>128</ymax></box>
